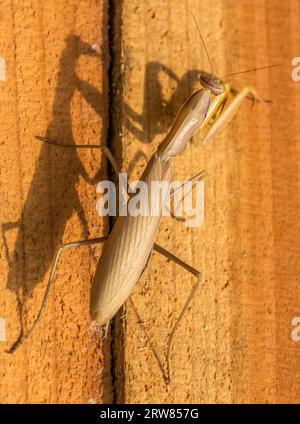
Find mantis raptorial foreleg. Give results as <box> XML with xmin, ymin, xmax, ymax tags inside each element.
<box><xmin>201</xmin><ymin>86</ymin><xmax>265</xmax><ymax>143</ymax></box>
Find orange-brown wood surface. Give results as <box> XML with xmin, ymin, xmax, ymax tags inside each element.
<box><xmin>111</xmin><ymin>0</ymin><xmax>300</xmax><ymax>403</ymax></box>
<box><xmin>1</xmin><ymin>0</ymin><xmax>300</xmax><ymax>404</ymax></box>
<box><xmin>0</xmin><ymin>0</ymin><xmax>111</xmax><ymax>403</ymax></box>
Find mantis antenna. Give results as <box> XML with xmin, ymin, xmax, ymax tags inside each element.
<box><xmin>190</xmin><ymin>10</ymin><xmax>214</xmax><ymax>76</ymax></box>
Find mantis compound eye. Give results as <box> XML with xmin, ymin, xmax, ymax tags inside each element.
<box><xmin>199</xmin><ymin>75</ymin><xmax>224</xmax><ymax>96</ymax></box>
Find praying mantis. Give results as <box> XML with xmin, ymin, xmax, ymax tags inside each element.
<box><xmin>8</xmin><ymin>14</ymin><xmax>277</xmax><ymax>384</ymax></box>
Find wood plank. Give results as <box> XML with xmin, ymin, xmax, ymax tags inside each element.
<box><xmin>0</xmin><ymin>0</ymin><xmax>111</xmax><ymax>403</ymax></box>
<box><xmin>112</xmin><ymin>0</ymin><xmax>300</xmax><ymax>403</ymax></box>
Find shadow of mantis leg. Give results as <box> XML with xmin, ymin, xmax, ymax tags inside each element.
<box><xmin>8</xmin><ymin>236</ymin><xmax>108</xmax><ymax>354</ymax></box>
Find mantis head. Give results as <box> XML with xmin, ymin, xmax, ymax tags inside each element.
<box><xmin>199</xmin><ymin>74</ymin><xmax>225</xmax><ymax>96</ymax></box>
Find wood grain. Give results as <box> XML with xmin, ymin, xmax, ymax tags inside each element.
<box><xmin>1</xmin><ymin>0</ymin><xmax>300</xmax><ymax>405</ymax></box>
<box><xmin>111</xmin><ymin>0</ymin><xmax>300</xmax><ymax>403</ymax></box>
<box><xmin>0</xmin><ymin>0</ymin><xmax>111</xmax><ymax>403</ymax></box>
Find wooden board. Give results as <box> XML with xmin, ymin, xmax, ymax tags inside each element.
<box><xmin>0</xmin><ymin>0</ymin><xmax>111</xmax><ymax>403</ymax></box>
<box><xmin>111</xmin><ymin>0</ymin><xmax>300</xmax><ymax>403</ymax></box>
<box><xmin>1</xmin><ymin>0</ymin><xmax>300</xmax><ymax>405</ymax></box>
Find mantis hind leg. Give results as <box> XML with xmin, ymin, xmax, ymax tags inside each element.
<box><xmin>130</xmin><ymin>243</ymin><xmax>201</xmax><ymax>384</ymax></box>
<box><xmin>36</xmin><ymin>136</ymin><xmax>119</xmax><ymax>176</ymax></box>
<box><xmin>153</xmin><ymin>243</ymin><xmax>201</xmax><ymax>384</ymax></box>
<box><xmin>8</xmin><ymin>236</ymin><xmax>108</xmax><ymax>353</ymax></box>
<box><xmin>164</xmin><ymin>170</ymin><xmax>206</xmax><ymax>224</ymax></box>
<box><xmin>36</xmin><ymin>136</ymin><xmax>131</xmax><ymax>203</ymax></box>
